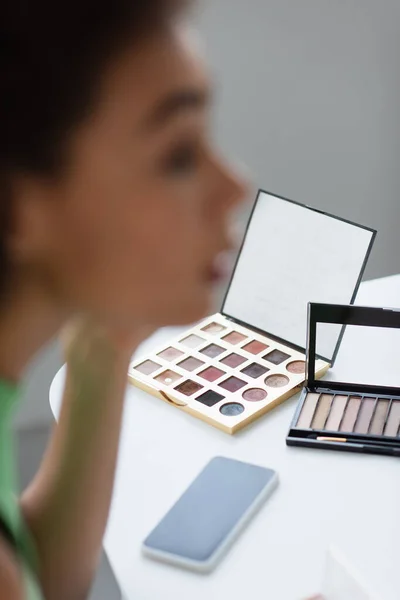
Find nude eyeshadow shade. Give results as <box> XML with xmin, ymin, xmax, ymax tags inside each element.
<box><xmin>201</xmin><ymin>322</ymin><xmax>227</xmax><ymax>334</ymax></box>
<box><xmin>180</xmin><ymin>334</ymin><xmax>205</xmax><ymax>349</ymax></box>
<box><xmin>154</xmin><ymin>370</ymin><xmax>182</xmax><ymax>386</ymax></box>
<box><xmin>325</xmin><ymin>395</ymin><xmax>349</xmax><ymax>431</ymax></box>
<box><xmin>311</xmin><ymin>394</ymin><xmax>334</xmax><ymax>429</ymax></box>
<box><xmin>384</xmin><ymin>401</ymin><xmax>400</xmax><ymax>437</ymax></box>
<box><xmin>296</xmin><ymin>393</ymin><xmax>320</xmax><ymax>428</ymax></box>
<box><xmin>354</xmin><ymin>398</ymin><xmax>376</xmax><ymax>434</ymax></box>
<box><xmin>294</xmin><ymin>393</ymin><xmax>400</xmax><ymax>440</ymax></box>
<box><xmin>157</xmin><ymin>347</ymin><xmax>184</xmax><ymax>362</ymax></box>
<box><xmin>265</xmin><ymin>374</ymin><xmax>290</xmax><ymax>388</ymax></box>
<box><xmin>340</xmin><ymin>396</ymin><xmax>362</xmax><ymax>432</ymax></box>
<box><xmin>369</xmin><ymin>399</ymin><xmax>390</xmax><ymax>435</ymax></box>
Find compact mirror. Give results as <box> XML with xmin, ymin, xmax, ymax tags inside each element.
<box><xmin>223</xmin><ymin>191</ymin><xmax>376</xmax><ymax>363</ymax></box>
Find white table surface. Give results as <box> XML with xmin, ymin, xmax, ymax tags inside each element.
<box><xmin>50</xmin><ymin>275</ymin><xmax>400</xmax><ymax>600</ymax></box>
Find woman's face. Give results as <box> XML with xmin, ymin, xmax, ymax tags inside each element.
<box><xmin>16</xmin><ymin>26</ymin><xmax>246</xmax><ymax>329</ymax></box>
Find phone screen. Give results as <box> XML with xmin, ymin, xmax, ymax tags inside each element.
<box><xmin>143</xmin><ymin>456</ymin><xmax>277</xmax><ymax>568</ymax></box>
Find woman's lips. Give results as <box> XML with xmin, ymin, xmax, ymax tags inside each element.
<box><xmin>206</xmin><ymin>251</ymin><xmax>234</xmax><ymax>284</ymax></box>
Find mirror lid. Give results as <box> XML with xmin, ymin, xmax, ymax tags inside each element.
<box><xmin>306</xmin><ymin>303</ymin><xmax>400</xmax><ymax>385</ymax></box>
<box><xmin>221</xmin><ymin>190</ymin><xmax>376</xmax><ymax>363</ymax></box>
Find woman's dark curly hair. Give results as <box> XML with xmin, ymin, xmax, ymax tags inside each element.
<box><xmin>0</xmin><ymin>0</ymin><xmax>187</xmax><ymax>296</ymax></box>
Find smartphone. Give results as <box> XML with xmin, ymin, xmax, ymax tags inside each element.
<box><xmin>142</xmin><ymin>456</ymin><xmax>278</xmax><ymax>572</ymax></box>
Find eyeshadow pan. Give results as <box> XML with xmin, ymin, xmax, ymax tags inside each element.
<box><xmin>198</xmin><ymin>366</ymin><xmax>225</xmax><ymax>382</ymax></box>
<box><xmin>241</xmin><ymin>363</ymin><xmax>269</xmax><ymax>379</ymax></box>
<box><xmin>265</xmin><ymin>374</ymin><xmax>289</xmax><ymax>388</ymax></box>
<box><xmin>242</xmin><ymin>388</ymin><xmax>267</xmax><ymax>402</ymax></box>
<box><xmin>175</xmin><ymin>380</ymin><xmax>203</xmax><ymax>396</ymax></box>
<box><xmin>354</xmin><ymin>398</ymin><xmax>376</xmax><ymax>434</ymax></box>
<box><xmin>384</xmin><ymin>401</ymin><xmax>400</xmax><ymax>437</ymax></box>
<box><xmin>264</xmin><ymin>349</ymin><xmax>291</xmax><ymax>365</ymax></box>
<box><xmin>369</xmin><ymin>399</ymin><xmax>390</xmax><ymax>436</ymax></box>
<box><xmin>243</xmin><ymin>340</ymin><xmax>269</xmax><ymax>355</ymax></box>
<box><xmin>296</xmin><ymin>393</ymin><xmax>320</xmax><ymax>428</ymax></box>
<box><xmin>154</xmin><ymin>370</ymin><xmax>182</xmax><ymax>386</ymax></box>
<box><xmin>219</xmin><ymin>376</ymin><xmax>247</xmax><ymax>393</ymax></box>
<box><xmin>135</xmin><ymin>360</ymin><xmax>162</xmax><ymax>376</ymax></box>
<box><xmin>178</xmin><ymin>357</ymin><xmax>205</xmax><ymax>372</ymax></box>
<box><xmin>196</xmin><ymin>390</ymin><xmax>225</xmax><ymax>407</ymax></box>
<box><xmin>180</xmin><ymin>334</ymin><xmax>205</xmax><ymax>349</ymax></box>
<box><xmin>220</xmin><ymin>353</ymin><xmax>247</xmax><ymax>368</ymax></box>
<box><xmin>220</xmin><ymin>402</ymin><xmax>245</xmax><ymax>417</ymax></box>
<box><xmin>286</xmin><ymin>360</ymin><xmax>306</xmax><ymax>375</ymax></box>
<box><xmin>201</xmin><ymin>322</ymin><xmax>227</xmax><ymax>334</ymax></box>
<box><xmin>200</xmin><ymin>344</ymin><xmax>225</xmax><ymax>359</ymax></box>
<box><xmin>223</xmin><ymin>331</ymin><xmax>248</xmax><ymax>345</ymax></box>
<box><xmin>311</xmin><ymin>394</ymin><xmax>334</xmax><ymax>430</ymax></box>
<box><xmin>340</xmin><ymin>396</ymin><xmax>362</xmax><ymax>432</ymax></box>
<box><xmin>157</xmin><ymin>347</ymin><xmax>184</xmax><ymax>362</ymax></box>
<box><xmin>325</xmin><ymin>395</ymin><xmax>349</xmax><ymax>431</ymax></box>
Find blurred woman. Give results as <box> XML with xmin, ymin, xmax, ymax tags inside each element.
<box><xmin>0</xmin><ymin>1</ymin><xmax>245</xmax><ymax>597</ymax></box>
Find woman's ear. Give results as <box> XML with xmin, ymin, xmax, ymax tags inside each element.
<box><xmin>5</xmin><ymin>175</ymin><xmax>58</xmax><ymax>268</ymax></box>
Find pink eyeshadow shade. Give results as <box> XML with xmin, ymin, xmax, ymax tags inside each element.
<box><xmin>157</xmin><ymin>347</ymin><xmax>184</xmax><ymax>362</ymax></box>
<box><xmin>223</xmin><ymin>331</ymin><xmax>248</xmax><ymax>345</ymax></box>
<box><xmin>199</xmin><ymin>366</ymin><xmax>225</xmax><ymax>382</ymax></box>
<box><xmin>219</xmin><ymin>376</ymin><xmax>247</xmax><ymax>393</ymax></box>
<box><xmin>243</xmin><ymin>340</ymin><xmax>269</xmax><ymax>355</ymax></box>
<box><xmin>243</xmin><ymin>388</ymin><xmax>267</xmax><ymax>402</ymax></box>
<box><xmin>286</xmin><ymin>360</ymin><xmax>306</xmax><ymax>374</ymax></box>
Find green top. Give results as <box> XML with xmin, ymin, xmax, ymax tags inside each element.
<box><xmin>0</xmin><ymin>380</ymin><xmax>44</xmax><ymax>599</ymax></box>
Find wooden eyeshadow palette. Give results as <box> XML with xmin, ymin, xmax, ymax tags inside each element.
<box><xmin>287</xmin><ymin>303</ymin><xmax>400</xmax><ymax>456</ymax></box>
<box><xmin>129</xmin><ymin>314</ymin><xmax>330</xmax><ymax>434</ymax></box>
<box><xmin>129</xmin><ymin>190</ymin><xmax>376</xmax><ymax>434</ymax></box>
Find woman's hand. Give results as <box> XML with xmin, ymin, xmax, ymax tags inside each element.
<box><xmin>61</xmin><ymin>315</ymin><xmax>155</xmax><ymax>367</ymax></box>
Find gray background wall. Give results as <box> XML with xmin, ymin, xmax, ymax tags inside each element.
<box><xmin>198</xmin><ymin>0</ymin><xmax>400</xmax><ymax>281</ymax></box>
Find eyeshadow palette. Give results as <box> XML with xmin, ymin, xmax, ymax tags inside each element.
<box><xmin>287</xmin><ymin>303</ymin><xmax>400</xmax><ymax>456</ymax></box>
<box><xmin>129</xmin><ymin>190</ymin><xmax>376</xmax><ymax>434</ymax></box>
<box><xmin>129</xmin><ymin>314</ymin><xmax>329</xmax><ymax>433</ymax></box>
